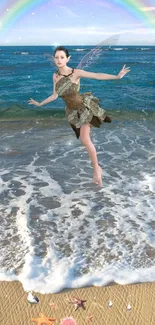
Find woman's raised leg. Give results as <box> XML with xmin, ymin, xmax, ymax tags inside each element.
<box><xmin>80</xmin><ymin>123</ymin><xmax>102</xmax><ymax>187</ymax></box>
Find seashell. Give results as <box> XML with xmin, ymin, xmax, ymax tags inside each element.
<box><xmin>60</xmin><ymin>317</ymin><xmax>77</xmax><ymax>325</ymax></box>
<box><xmin>127</xmin><ymin>304</ymin><xmax>131</xmax><ymax>310</ymax></box>
<box><xmin>108</xmin><ymin>300</ymin><xmax>113</xmax><ymax>307</ymax></box>
<box><xmin>27</xmin><ymin>291</ymin><xmax>39</xmax><ymax>304</ymax></box>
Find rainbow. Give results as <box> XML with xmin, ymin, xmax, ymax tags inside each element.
<box><xmin>113</xmin><ymin>0</ymin><xmax>155</xmax><ymax>27</ymax></box>
<box><xmin>0</xmin><ymin>0</ymin><xmax>155</xmax><ymax>34</ymax></box>
<box><xmin>0</xmin><ymin>0</ymin><xmax>47</xmax><ymax>33</ymax></box>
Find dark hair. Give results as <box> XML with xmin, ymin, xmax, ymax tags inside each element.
<box><xmin>53</xmin><ymin>46</ymin><xmax>69</xmax><ymax>58</ymax></box>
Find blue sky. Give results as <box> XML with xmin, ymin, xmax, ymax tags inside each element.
<box><xmin>0</xmin><ymin>0</ymin><xmax>155</xmax><ymax>45</ymax></box>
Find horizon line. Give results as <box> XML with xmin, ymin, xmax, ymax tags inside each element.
<box><xmin>0</xmin><ymin>44</ymin><xmax>155</xmax><ymax>46</ymax></box>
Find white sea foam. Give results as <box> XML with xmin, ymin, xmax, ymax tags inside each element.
<box><xmin>74</xmin><ymin>49</ymin><xmax>86</xmax><ymax>51</ymax></box>
<box><xmin>0</xmin><ymin>121</ymin><xmax>155</xmax><ymax>293</ymax></box>
<box><xmin>113</xmin><ymin>48</ymin><xmax>124</xmax><ymax>50</ymax></box>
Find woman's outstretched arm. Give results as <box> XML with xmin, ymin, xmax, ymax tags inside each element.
<box><xmin>28</xmin><ymin>73</ymin><xmax>58</xmax><ymax>107</ymax></box>
<box><xmin>75</xmin><ymin>64</ymin><xmax>130</xmax><ymax>81</ymax></box>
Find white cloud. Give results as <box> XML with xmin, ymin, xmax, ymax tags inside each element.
<box><xmin>117</xmin><ymin>23</ymin><xmax>144</xmax><ymax>28</ymax></box>
<box><xmin>1</xmin><ymin>26</ymin><xmax>155</xmax><ymax>45</ymax></box>
<box><xmin>5</xmin><ymin>26</ymin><xmax>155</xmax><ymax>35</ymax></box>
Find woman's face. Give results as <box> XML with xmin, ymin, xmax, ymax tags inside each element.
<box><xmin>54</xmin><ymin>50</ymin><xmax>70</xmax><ymax>68</ymax></box>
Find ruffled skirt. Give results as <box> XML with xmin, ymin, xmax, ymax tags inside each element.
<box><xmin>65</xmin><ymin>92</ymin><xmax>107</xmax><ymax>139</ymax></box>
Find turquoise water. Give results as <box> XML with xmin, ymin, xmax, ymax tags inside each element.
<box><xmin>0</xmin><ymin>45</ymin><xmax>155</xmax><ymax>118</ymax></box>
<box><xmin>0</xmin><ymin>45</ymin><xmax>155</xmax><ymax>293</ymax></box>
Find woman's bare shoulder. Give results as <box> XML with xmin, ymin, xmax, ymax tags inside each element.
<box><xmin>73</xmin><ymin>68</ymin><xmax>79</xmax><ymax>75</ymax></box>
<box><xmin>53</xmin><ymin>72</ymin><xmax>58</xmax><ymax>81</ymax></box>
<box><xmin>73</xmin><ymin>68</ymin><xmax>81</xmax><ymax>81</ymax></box>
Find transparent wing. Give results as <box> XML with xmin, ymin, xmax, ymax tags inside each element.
<box><xmin>43</xmin><ymin>34</ymin><xmax>119</xmax><ymax>69</ymax></box>
<box><xmin>77</xmin><ymin>34</ymin><xmax>120</xmax><ymax>70</ymax></box>
<box><xmin>44</xmin><ymin>53</ymin><xmax>55</xmax><ymax>67</ymax></box>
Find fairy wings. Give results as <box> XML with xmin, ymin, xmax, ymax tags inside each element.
<box><xmin>44</xmin><ymin>34</ymin><xmax>120</xmax><ymax>73</ymax></box>
<box><xmin>76</xmin><ymin>34</ymin><xmax>119</xmax><ymax>70</ymax></box>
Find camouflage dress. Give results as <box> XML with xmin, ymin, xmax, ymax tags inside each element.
<box><xmin>55</xmin><ymin>68</ymin><xmax>110</xmax><ymax>139</ymax></box>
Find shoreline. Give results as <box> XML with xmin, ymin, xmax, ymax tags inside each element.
<box><xmin>1</xmin><ymin>280</ymin><xmax>155</xmax><ymax>324</ymax></box>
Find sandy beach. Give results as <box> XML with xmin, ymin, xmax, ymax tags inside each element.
<box><xmin>1</xmin><ymin>281</ymin><xmax>155</xmax><ymax>325</ymax></box>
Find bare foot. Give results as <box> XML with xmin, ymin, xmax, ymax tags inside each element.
<box><xmin>93</xmin><ymin>166</ymin><xmax>103</xmax><ymax>187</ymax></box>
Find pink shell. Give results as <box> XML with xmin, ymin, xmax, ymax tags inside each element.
<box><xmin>60</xmin><ymin>317</ymin><xmax>77</xmax><ymax>325</ymax></box>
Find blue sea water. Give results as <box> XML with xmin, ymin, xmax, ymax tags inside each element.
<box><xmin>0</xmin><ymin>45</ymin><xmax>155</xmax><ymax>293</ymax></box>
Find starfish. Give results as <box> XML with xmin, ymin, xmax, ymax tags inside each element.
<box><xmin>68</xmin><ymin>296</ymin><xmax>87</xmax><ymax>311</ymax></box>
<box><xmin>87</xmin><ymin>313</ymin><xmax>94</xmax><ymax>323</ymax></box>
<box><xmin>49</xmin><ymin>302</ymin><xmax>57</xmax><ymax>310</ymax></box>
<box><xmin>31</xmin><ymin>313</ymin><xmax>56</xmax><ymax>325</ymax></box>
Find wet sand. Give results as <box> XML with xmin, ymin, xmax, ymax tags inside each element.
<box><xmin>1</xmin><ymin>281</ymin><xmax>155</xmax><ymax>324</ymax></box>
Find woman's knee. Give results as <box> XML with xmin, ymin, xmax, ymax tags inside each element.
<box><xmin>80</xmin><ymin>135</ymin><xmax>90</xmax><ymax>145</ymax></box>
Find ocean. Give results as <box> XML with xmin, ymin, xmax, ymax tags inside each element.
<box><xmin>0</xmin><ymin>45</ymin><xmax>155</xmax><ymax>293</ymax></box>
